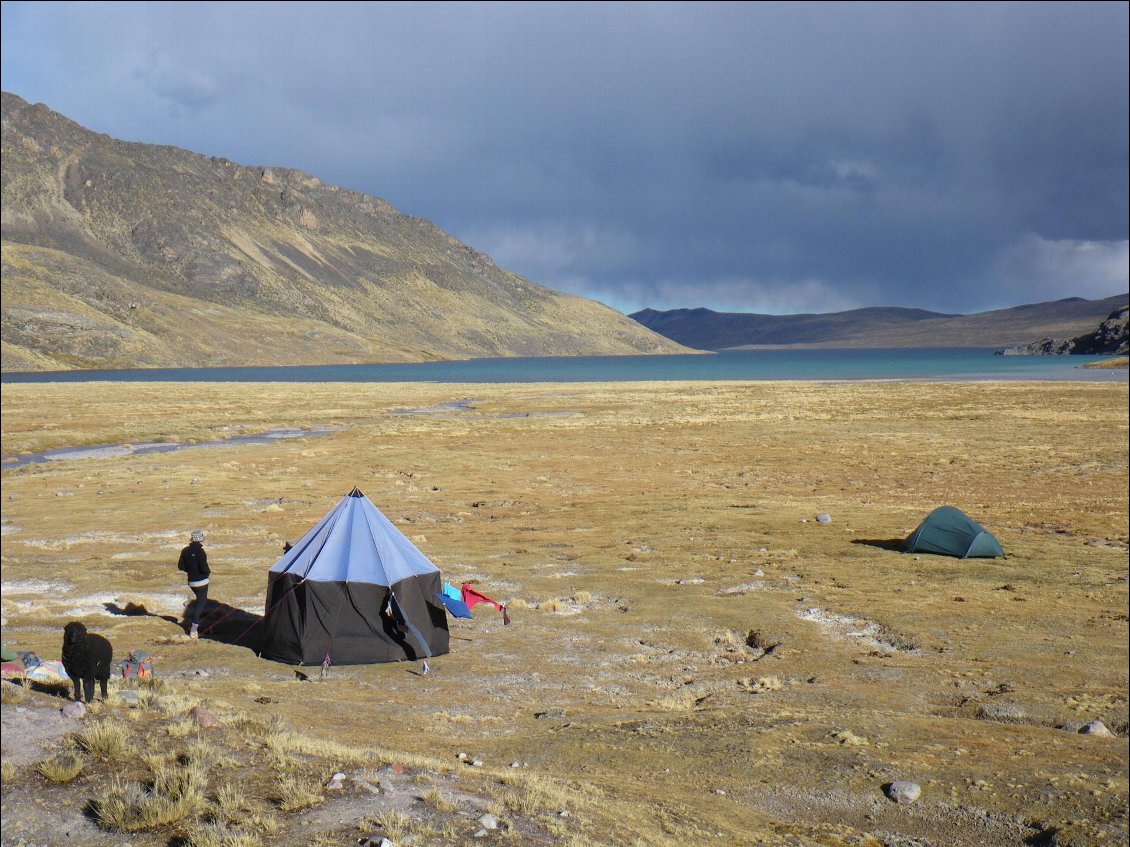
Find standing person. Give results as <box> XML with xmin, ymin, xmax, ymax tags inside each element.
<box><xmin>178</xmin><ymin>530</ymin><xmax>210</xmax><ymax>638</ymax></box>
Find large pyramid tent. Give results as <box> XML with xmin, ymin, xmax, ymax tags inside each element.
<box><xmin>259</xmin><ymin>488</ymin><xmax>450</xmax><ymax>665</ymax></box>
<box><xmin>904</xmin><ymin>506</ymin><xmax>1003</xmax><ymax>559</ymax></box>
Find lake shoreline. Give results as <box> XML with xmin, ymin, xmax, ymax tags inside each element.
<box><xmin>2</xmin><ymin>347</ymin><xmax>1127</xmax><ymax>384</ymax></box>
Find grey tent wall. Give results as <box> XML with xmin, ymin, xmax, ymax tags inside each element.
<box><xmin>259</xmin><ymin>571</ymin><xmax>449</xmax><ymax>665</ymax></box>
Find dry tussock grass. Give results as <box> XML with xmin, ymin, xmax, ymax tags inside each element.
<box><xmin>210</xmin><ymin>781</ymin><xmax>252</xmax><ymax>822</ymax></box>
<box><xmin>419</xmin><ymin>786</ymin><xmax>460</xmax><ymax>813</ymax></box>
<box><xmin>93</xmin><ymin>770</ymin><xmax>206</xmax><ymax>831</ymax></box>
<box><xmin>738</xmin><ymin>675</ymin><xmax>783</xmax><ymax>693</ymax></box>
<box><xmin>167</xmin><ymin>717</ymin><xmax>198</xmax><ymax>738</ymax></box>
<box><xmin>271</xmin><ymin>773</ymin><xmax>323</xmax><ymax>812</ymax></box>
<box><xmin>182</xmin><ymin>821</ymin><xmax>262</xmax><ymax>847</ymax></box>
<box><xmin>262</xmin><ymin>728</ymin><xmax>370</xmax><ymax>767</ymax></box>
<box><xmin>1</xmin><ymin>680</ymin><xmax>28</xmax><ymax>704</ymax></box>
<box><xmin>151</xmin><ymin>757</ymin><xmax>208</xmax><ymax>801</ymax></box>
<box><xmin>494</xmin><ymin>770</ymin><xmax>578</xmax><ymax>817</ymax></box>
<box><xmin>647</xmin><ymin>689</ymin><xmax>703</xmax><ymax>712</ymax></box>
<box><xmin>371</xmin><ymin>809</ymin><xmax>412</xmax><ymax>839</ymax></box>
<box><xmin>536</xmin><ymin>598</ymin><xmax>569</xmax><ymax>612</ymax></box>
<box><xmin>35</xmin><ymin>753</ymin><xmax>84</xmax><ymax>783</ymax></box>
<box><xmin>74</xmin><ymin>719</ymin><xmax>132</xmax><ymax>760</ymax></box>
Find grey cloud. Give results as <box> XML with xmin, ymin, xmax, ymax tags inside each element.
<box><xmin>1</xmin><ymin>1</ymin><xmax>1126</xmax><ymax>315</ymax></box>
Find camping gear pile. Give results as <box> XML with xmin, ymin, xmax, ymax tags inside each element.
<box><xmin>0</xmin><ymin>649</ymin><xmax>69</xmax><ymax>685</ymax></box>
<box><xmin>119</xmin><ymin>650</ymin><xmax>154</xmax><ymax>680</ymax></box>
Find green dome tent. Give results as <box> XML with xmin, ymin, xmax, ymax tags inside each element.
<box><xmin>905</xmin><ymin>506</ymin><xmax>1003</xmax><ymax>558</ymax></box>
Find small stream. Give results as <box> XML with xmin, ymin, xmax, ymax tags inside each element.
<box><xmin>2</xmin><ymin>401</ymin><xmax>578</xmax><ymax>470</ymax></box>
<box><xmin>1</xmin><ymin>425</ymin><xmax>341</xmax><ymax>470</ymax></box>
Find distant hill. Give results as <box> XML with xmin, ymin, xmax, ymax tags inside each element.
<box><xmin>0</xmin><ymin>93</ymin><xmax>686</xmax><ymax>371</ymax></box>
<box><xmin>631</xmin><ymin>295</ymin><xmax>1130</xmax><ymax>350</ymax></box>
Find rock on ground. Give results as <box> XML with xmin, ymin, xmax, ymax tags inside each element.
<box><xmin>886</xmin><ymin>780</ymin><xmax>922</xmax><ymax>804</ymax></box>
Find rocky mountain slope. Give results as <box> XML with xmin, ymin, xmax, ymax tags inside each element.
<box><xmin>1</xmin><ymin>92</ymin><xmax>685</xmax><ymax>371</ymax></box>
<box><xmin>996</xmin><ymin>305</ymin><xmax>1129</xmax><ymax>356</ymax></box>
<box><xmin>631</xmin><ymin>295</ymin><xmax>1129</xmax><ymax>350</ymax></box>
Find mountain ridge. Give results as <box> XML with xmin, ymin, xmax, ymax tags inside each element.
<box><xmin>1</xmin><ymin>92</ymin><xmax>687</xmax><ymax>371</ymax></box>
<box><xmin>631</xmin><ymin>295</ymin><xmax>1129</xmax><ymax>350</ymax></box>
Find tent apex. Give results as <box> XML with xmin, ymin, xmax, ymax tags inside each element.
<box><xmin>347</xmin><ymin>486</ymin><xmax>365</xmax><ymax>498</ymax></box>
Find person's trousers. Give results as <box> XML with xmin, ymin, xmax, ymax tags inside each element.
<box><xmin>190</xmin><ymin>584</ymin><xmax>209</xmax><ymax>624</ymax></box>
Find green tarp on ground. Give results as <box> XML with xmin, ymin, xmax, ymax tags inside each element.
<box><xmin>905</xmin><ymin>506</ymin><xmax>1003</xmax><ymax>558</ymax></box>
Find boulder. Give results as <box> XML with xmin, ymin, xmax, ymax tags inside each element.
<box><xmin>995</xmin><ymin>305</ymin><xmax>1129</xmax><ymax>357</ymax></box>
<box><xmin>189</xmin><ymin>706</ymin><xmax>220</xmax><ymax>728</ymax></box>
<box><xmin>885</xmin><ymin>780</ymin><xmax>921</xmax><ymax>804</ymax></box>
<box><xmin>1070</xmin><ymin>306</ymin><xmax>1129</xmax><ymax>355</ymax></box>
<box><xmin>1079</xmin><ymin>719</ymin><xmax>1114</xmax><ymax>737</ymax></box>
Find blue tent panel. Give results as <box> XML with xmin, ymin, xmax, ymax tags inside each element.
<box><xmin>270</xmin><ymin>488</ymin><xmax>439</xmax><ymax>585</ymax></box>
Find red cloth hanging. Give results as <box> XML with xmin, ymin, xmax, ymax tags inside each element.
<box><xmin>461</xmin><ymin>584</ymin><xmax>510</xmax><ymax>625</ymax></box>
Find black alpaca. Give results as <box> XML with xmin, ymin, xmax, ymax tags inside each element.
<box><xmin>61</xmin><ymin>621</ymin><xmax>113</xmax><ymax>703</ymax></box>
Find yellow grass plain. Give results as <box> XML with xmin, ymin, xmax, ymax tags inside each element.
<box><xmin>1</xmin><ymin>379</ymin><xmax>1127</xmax><ymax>846</ymax></box>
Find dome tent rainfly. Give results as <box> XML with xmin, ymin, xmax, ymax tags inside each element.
<box><xmin>258</xmin><ymin>487</ymin><xmax>449</xmax><ymax>665</ymax></box>
<box><xmin>904</xmin><ymin>506</ymin><xmax>1004</xmax><ymax>559</ymax></box>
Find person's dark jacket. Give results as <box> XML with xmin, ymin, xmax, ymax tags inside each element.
<box><xmin>178</xmin><ymin>541</ymin><xmax>210</xmax><ymax>583</ymax></box>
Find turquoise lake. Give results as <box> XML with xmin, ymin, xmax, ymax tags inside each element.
<box><xmin>1</xmin><ymin>348</ymin><xmax>1125</xmax><ymax>384</ymax></box>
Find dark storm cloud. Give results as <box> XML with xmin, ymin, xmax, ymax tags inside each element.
<box><xmin>2</xmin><ymin>1</ymin><xmax>1126</xmax><ymax>314</ymax></box>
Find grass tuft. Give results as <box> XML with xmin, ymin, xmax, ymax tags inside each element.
<box><xmin>372</xmin><ymin>810</ymin><xmax>412</xmax><ymax>840</ymax></box>
<box><xmin>1</xmin><ymin>680</ymin><xmax>28</xmax><ymax>704</ymax></box>
<box><xmin>92</xmin><ymin>772</ymin><xmax>206</xmax><ymax>831</ymax></box>
<box><xmin>739</xmin><ymin>675</ymin><xmax>783</xmax><ymax>694</ymax></box>
<box><xmin>36</xmin><ymin>753</ymin><xmax>85</xmax><ymax>783</ymax></box>
<box><xmin>75</xmin><ymin>719</ymin><xmax>132</xmax><ymax>760</ymax></box>
<box><xmin>648</xmin><ymin>689</ymin><xmax>702</xmax><ymax>711</ymax></box>
<box><xmin>263</xmin><ymin>728</ymin><xmax>370</xmax><ymax>765</ymax></box>
<box><xmin>272</xmin><ymin>773</ymin><xmax>323</xmax><ymax>811</ymax></box>
<box><xmin>420</xmin><ymin>787</ymin><xmax>461</xmax><ymax>813</ymax></box>
<box><xmin>211</xmin><ymin>781</ymin><xmax>252</xmax><ymax>823</ymax></box>
<box><xmin>182</xmin><ymin>821</ymin><xmax>262</xmax><ymax>847</ymax></box>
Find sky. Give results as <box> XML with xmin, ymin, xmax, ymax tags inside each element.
<box><xmin>1</xmin><ymin>2</ymin><xmax>1127</xmax><ymax>316</ymax></box>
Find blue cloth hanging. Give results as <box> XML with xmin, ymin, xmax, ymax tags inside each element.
<box><xmin>442</xmin><ymin>581</ymin><xmax>463</xmax><ymax>601</ymax></box>
<box><xmin>436</xmin><ymin>592</ymin><xmax>472</xmax><ymax>618</ymax></box>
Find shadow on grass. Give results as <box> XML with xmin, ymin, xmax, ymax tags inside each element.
<box><xmin>24</xmin><ymin>679</ymin><xmax>73</xmax><ymax>698</ymax></box>
<box><xmin>105</xmin><ymin>600</ymin><xmax>180</xmax><ymax>625</ymax></box>
<box><xmin>850</xmin><ymin>538</ymin><xmax>908</xmax><ymax>552</ymax></box>
<box><xmin>104</xmin><ymin>600</ymin><xmax>264</xmax><ymax>652</ymax></box>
